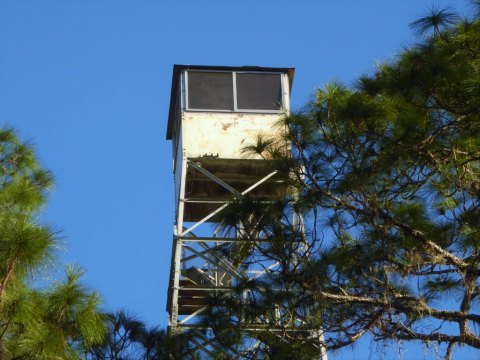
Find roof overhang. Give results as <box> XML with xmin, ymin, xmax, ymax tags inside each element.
<box><xmin>166</xmin><ymin>64</ymin><xmax>295</xmax><ymax>140</ymax></box>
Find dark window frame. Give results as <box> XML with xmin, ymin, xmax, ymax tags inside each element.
<box><xmin>185</xmin><ymin>70</ymin><xmax>285</xmax><ymax>113</ymax></box>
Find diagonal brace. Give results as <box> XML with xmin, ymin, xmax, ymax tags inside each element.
<box><xmin>188</xmin><ymin>160</ymin><xmax>241</xmax><ymax>195</ymax></box>
<box><xmin>180</xmin><ymin>170</ymin><xmax>278</xmax><ymax>237</ymax></box>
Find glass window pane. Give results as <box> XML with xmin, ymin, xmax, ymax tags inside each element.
<box><xmin>187</xmin><ymin>72</ymin><xmax>234</xmax><ymax>110</ymax></box>
<box><xmin>236</xmin><ymin>73</ymin><xmax>282</xmax><ymax>110</ymax></box>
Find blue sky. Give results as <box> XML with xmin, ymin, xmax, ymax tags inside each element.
<box><xmin>0</xmin><ymin>0</ymin><xmax>476</xmax><ymax>358</ymax></box>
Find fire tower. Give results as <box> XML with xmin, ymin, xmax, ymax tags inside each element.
<box><xmin>166</xmin><ymin>65</ymin><xmax>326</xmax><ymax>357</ymax></box>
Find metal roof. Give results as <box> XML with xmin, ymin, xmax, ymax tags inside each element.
<box><xmin>166</xmin><ymin>64</ymin><xmax>295</xmax><ymax>140</ymax></box>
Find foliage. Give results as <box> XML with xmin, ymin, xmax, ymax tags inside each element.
<box><xmin>0</xmin><ymin>128</ymin><xmax>106</xmax><ymax>359</ymax></box>
<box><xmin>87</xmin><ymin>310</ymin><xmax>197</xmax><ymax>360</ymax></box>
<box><xmin>194</xmin><ymin>7</ymin><xmax>480</xmax><ymax>359</ymax></box>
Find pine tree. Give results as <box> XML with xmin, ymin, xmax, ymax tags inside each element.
<box><xmin>195</xmin><ymin>6</ymin><xmax>480</xmax><ymax>359</ymax></box>
<box><xmin>0</xmin><ymin>128</ymin><xmax>105</xmax><ymax>359</ymax></box>
<box><xmin>86</xmin><ymin>310</ymin><xmax>197</xmax><ymax>359</ymax></box>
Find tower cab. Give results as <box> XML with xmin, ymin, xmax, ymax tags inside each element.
<box><xmin>166</xmin><ymin>65</ymin><xmax>295</xmax><ymax>223</ymax></box>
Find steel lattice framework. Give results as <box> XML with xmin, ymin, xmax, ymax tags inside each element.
<box><xmin>166</xmin><ymin>156</ymin><xmax>327</xmax><ymax>358</ymax></box>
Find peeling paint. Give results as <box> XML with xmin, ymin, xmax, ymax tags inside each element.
<box><xmin>182</xmin><ymin>112</ymin><xmax>284</xmax><ymax>159</ymax></box>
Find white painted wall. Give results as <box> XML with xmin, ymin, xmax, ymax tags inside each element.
<box><xmin>174</xmin><ymin>125</ymin><xmax>183</xmax><ymax>216</ymax></box>
<box><xmin>181</xmin><ymin>112</ymin><xmax>285</xmax><ymax>159</ymax></box>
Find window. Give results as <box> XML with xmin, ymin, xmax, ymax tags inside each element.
<box><xmin>187</xmin><ymin>72</ymin><xmax>234</xmax><ymax>111</ymax></box>
<box><xmin>236</xmin><ymin>73</ymin><xmax>282</xmax><ymax>111</ymax></box>
<box><xmin>186</xmin><ymin>71</ymin><xmax>283</xmax><ymax>112</ymax></box>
